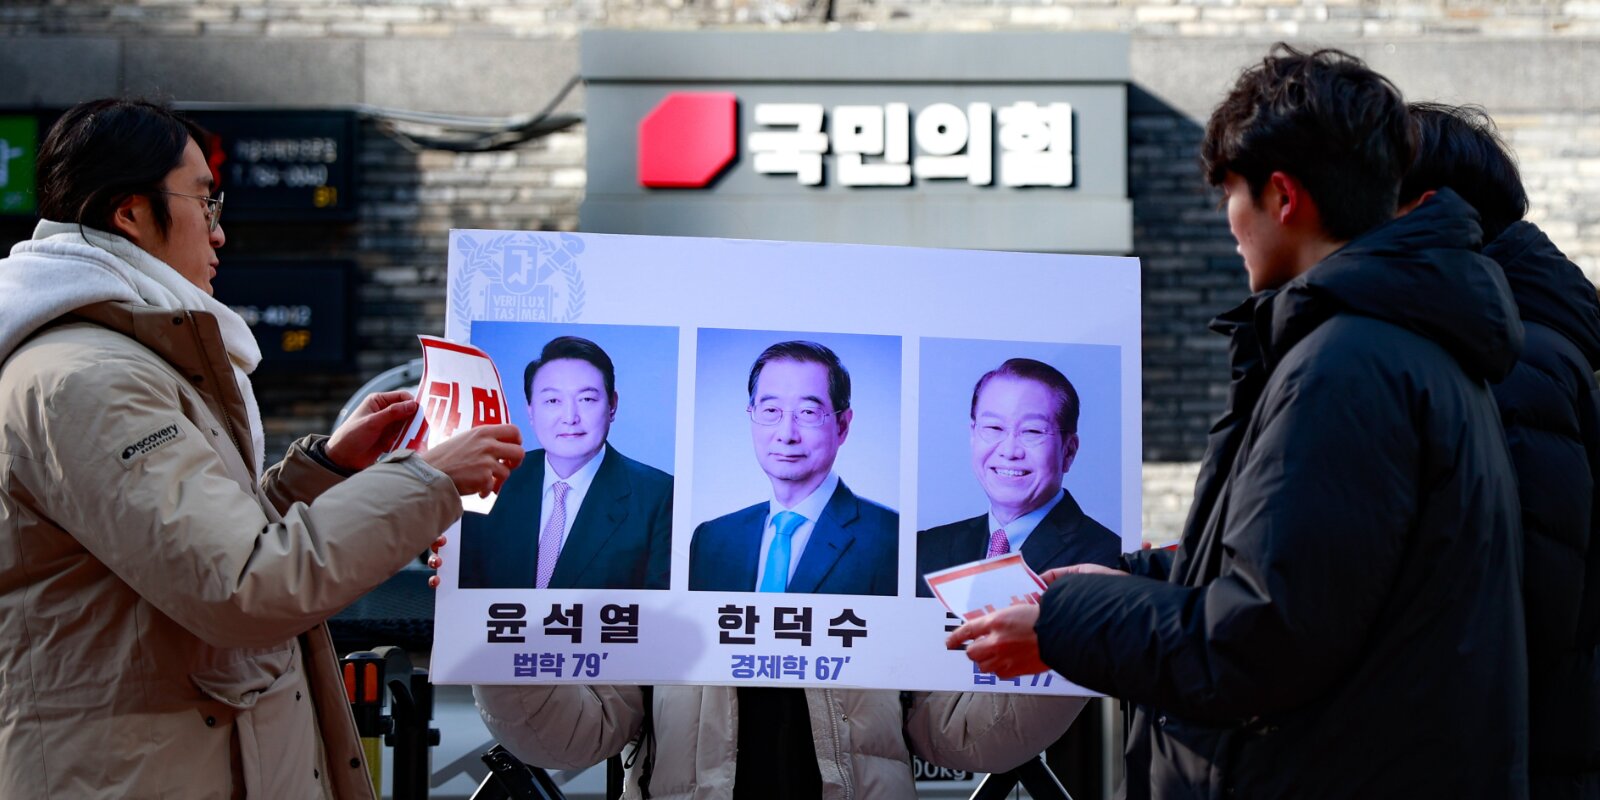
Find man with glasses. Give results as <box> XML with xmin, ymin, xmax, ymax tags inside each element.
<box><xmin>0</xmin><ymin>97</ymin><xmax>522</xmax><ymax>798</ymax></box>
<box><xmin>689</xmin><ymin>340</ymin><xmax>898</xmax><ymax>596</ymax></box>
<box><xmin>916</xmin><ymin>358</ymin><xmax>1120</xmax><ymax>596</ymax></box>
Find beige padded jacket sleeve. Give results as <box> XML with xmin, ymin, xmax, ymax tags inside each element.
<box><xmin>24</xmin><ymin>354</ymin><xmax>463</xmax><ymax>650</ymax></box>
<box><xmin>905</xmin><ymin>691</ymin><xmax>1088</xmax><ymax>773</ymax></box>
<box><xmin>260</xmin><ymin>434</ymin><xmax>348</xmax><ymax>514</ymax></box>
<box><xmin>475</xmin><ymin>685</ymin><xmax>646</xmax><ymax>771</ymax></box>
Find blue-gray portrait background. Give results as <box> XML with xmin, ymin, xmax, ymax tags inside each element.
<box><xmin>917</xmin><ymin>338</ymin><xmax>1122</xmax><ymax>535</ymax></box>
<box><xmin>471</xmin><ymin>320</ymin><xmax>679</xmax><ymax>474</ymax></box>
<box><xmin>692</xmin><ymin>328</ymin><xmax>902</xmax><ymax>524</ymax></box>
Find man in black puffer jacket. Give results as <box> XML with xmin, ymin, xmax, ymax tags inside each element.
<box><xmin>1401</xmin><ymin>103</ymin><xmax>1600</xmax><ymax>800</ymax></box>
<box><xmin>951</xmin><ymin>46</ymin><xmax>1530</xmax><ymax>799</ymax></box>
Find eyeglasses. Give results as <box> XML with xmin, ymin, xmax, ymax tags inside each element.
<box><xmin>974</xmin><ymin>424</ymin><xmax>1058</xmax><ymax>448</ymax></box>
<box><xmin>159</xmin><ymin>190</ymin><xmax>225</xmax><ymax>232</ymax></box>
<box><xmin>749</xmin><ymin>405</ymin><xmax>834</xmax><ymax>428</ymax></box>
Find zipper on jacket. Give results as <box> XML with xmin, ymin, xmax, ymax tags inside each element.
<box><xmin>181</xmin><ymin>311</ymin><xmax>251</xmax><ymax>476</ymax></box>
<box><xmin>823</xmin><ymin>688</ymin><xmax>852</xmax><ymax>800</ymax></box>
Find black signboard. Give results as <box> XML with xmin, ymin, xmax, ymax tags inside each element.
<box><xmin>211</xmin><ymin>260</ymin><xmax>355</xmax><ymax>370</ymax></box>
<box><xmin>185</xmin><ymin>109</ymin><xmax>359</xmax><ymax>222</ymax></box>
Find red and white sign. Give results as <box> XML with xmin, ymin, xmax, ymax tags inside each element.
<box><xmin>394</xmin><ymin>335</ymin><xmax>511</xmax><ymax>513</ymax></box>
<box><xmin>924</xmin><ymin>553</ymin><xmax>1048</xmax><ymax>622</ymax></box>
<box><xmin>636</xmin><ymin>92</ymin><xmax>1074</xmax><ymax>190</ymax></box>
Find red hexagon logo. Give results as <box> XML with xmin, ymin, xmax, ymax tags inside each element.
<box><xmin>637</xmin><ymin>92</ymin><xmax>738</xmax><ymax>189</ymax></box>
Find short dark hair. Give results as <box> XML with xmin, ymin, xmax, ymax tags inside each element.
<box><xmin>1399</xmin><ymin>102</ymin><xmax>1527</xmax><ymax>243</ymax></box>
<box><xmin>36</xmin><ymin>97</ymin><xmax>211</xmax><ymax>238</ymax></box>
<box><xmin>1200</xmin><ymin>43</ymin><xmax>1413</xmax><ymax>241</ymax></box>
<box><xmin>523</xmin><ymin>336</ymin><xmax>617</xmax><ymax>405</ymax></box>
<box><xmin>747</xmin><ymin>340</ymin><xmax>851</xmax><ymax>413</ymax></box>
<box><xmin>970</xmin><ymin>358</ymin><xmax>1080</xmax><ymax>436</ymax></box>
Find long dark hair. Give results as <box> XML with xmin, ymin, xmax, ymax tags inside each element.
<box><xmin>36</xmin><ymin>97</ymin><xmax>210</xmax><ymax>237</ymax></box>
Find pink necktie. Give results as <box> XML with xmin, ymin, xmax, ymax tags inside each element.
<box><xmin>987</xmin><ymin>528</ymin><xmax>1010</xmax><ymax>558</ymax></box>
<box><xmin>536</xmin><ymin>481</ymin><xmax>570</xmax><ymax>589</ymax></box>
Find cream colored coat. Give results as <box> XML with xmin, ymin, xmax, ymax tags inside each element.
<box><xmin>0</xmin><ymin>301</ymin><xmax>462</xmax><ymax>798</ymax></box>
<box><xmin>476</xmin><ymin>684</ymin><xmax>1085</xmax><ymax>800</ymax></box>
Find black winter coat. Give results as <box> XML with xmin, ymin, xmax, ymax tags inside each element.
<box><xmin>1486</xmin><ymin>221</ymin><xmax>1600</xmax><ymax>795</ymax></box>
<box><xmin>1039</xmin><ymin>190</ymin><xmax>1530</xmax><ymax>799</ymax></box>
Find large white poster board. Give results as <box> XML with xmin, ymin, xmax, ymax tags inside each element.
<box><xmin>431</xmin><ymin>230</ymin><xmax>1140</xmax><ymax>696</ymax></box>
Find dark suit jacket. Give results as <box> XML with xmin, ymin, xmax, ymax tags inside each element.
<box><xmin>457</xmin><ymin>444</ymin><xmax>673</xmax><ymax>589</ymax></box>
<box><xmin>688</xmin><ymin>480</ymin><xmax>898</xmax><ymax>596</ymax></box>
<box><xmin>915</xmin><ymin>489</ymin><xmax>1119</xmax><ymax>597</ymax></box>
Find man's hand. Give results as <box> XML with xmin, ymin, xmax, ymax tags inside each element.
<box><xmin>946</xmin><ymin>603</ymin><xmax>1051</xmax><ymax>679</ymax></box>
<box><xmin>325</xmin><ymin>390</ymin><xmax>420</xmax><ymax>472</ymax></box>
<box><xmin>1039</xmin><ymin>563</ymin><xmax>1128</xmax><ymax>585</ymax></box>
<box><xmin>420</xmin><ymin>424</ymin><xmax>525</xmax><ymax>497</ymax></box>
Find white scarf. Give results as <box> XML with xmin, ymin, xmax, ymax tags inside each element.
<box><xmin>0</xmin><ymin>220</ymin><xmax>266</xmax><ymax>474</ymax></box>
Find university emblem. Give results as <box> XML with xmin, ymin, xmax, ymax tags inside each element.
<box><xmin>452</xmin><ymin>233</ymin><xmax>587</xmax><ymax>324</ymax></box>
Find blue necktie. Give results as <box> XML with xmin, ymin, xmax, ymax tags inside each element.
<box><xmin>759</xmin><ymin>511</ymin><xmax>806</xmax><ymax>592</ymax></box>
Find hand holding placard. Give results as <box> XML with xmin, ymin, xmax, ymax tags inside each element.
<box><xmin>325</xmin><ymin>390</ymin><xmax>421</xmax><ymax>471</ymax></box>
<box><xmin>421</xmin><ymin>425</ymin><xmax>524</xmax><ymax>497</ymax></box>
<box><xmin>923</xmin><ymin>553</ymin><xmax>1047</xmax><ymax>621</ymax></box>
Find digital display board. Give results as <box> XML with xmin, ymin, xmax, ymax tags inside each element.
<box><xmin>185</xmin><ymin>109</ymin><xmax>359</xmax><ymax>222</ymax></box>
<box><xmin>211</xmin><ymin>260</ymin><xmax>355</xmax><ymax>370</ymax></box>
<box><xmin>0</xmin><ymin>115</ymin><xmax>37</xmax><ymax>216</ymax></box>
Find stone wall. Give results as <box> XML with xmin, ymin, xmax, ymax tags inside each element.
<box><xmin>6</xmin><ymin>1</ymin><xmax>1600</xmax><ymax>39</ymax></box>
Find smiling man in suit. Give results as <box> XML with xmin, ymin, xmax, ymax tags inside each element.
<box><xmin>458</xmin><ymin>335</ymin><xmax>673</xmax><ymax>590</ymax></box>
<box><xmin>917</xmin><ymin>358</ymin><xmax>1120</xmax><ymax>596</ymax></box>
<box><xmin>689</xmin><ymin>340</ymin><xmax>898</xmax><ymax>596</ymax></box>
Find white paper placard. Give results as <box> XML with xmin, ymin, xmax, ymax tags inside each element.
<box><xmin>430</xmin><ymin>230</ymin><xmax>1141</xmax><ymax>695</ymax></box>
<box><xmin>391</xmin><ymin>336</ymin><xmax>512</xmax><ymax>515</ymax></box>
<box><xmin>925</xmin><ymin>553</ymin><xmax>1046</xmax><ymax>621</ymax></box>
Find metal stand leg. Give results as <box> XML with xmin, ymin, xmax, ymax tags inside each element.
<box><xmin>969</xmin><ymin>754</ymin><xmax>1075</xmax><ymax>800</ymax></box>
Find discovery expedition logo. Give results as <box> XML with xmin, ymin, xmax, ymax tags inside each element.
<box><xmin>120</xmin><ymin>424</ymin><xmax>182</xmax><ymax>466</ymax></box>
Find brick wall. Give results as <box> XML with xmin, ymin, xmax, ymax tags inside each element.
<box><xmin>7</xmin><ymin>1</ymin><xmax>1600</xmax><ymax>39</ymax></box>
<box><xmin>243</xmin><ymin>121</ymin><xmax>588</xmax><ymax>454</ymax></box>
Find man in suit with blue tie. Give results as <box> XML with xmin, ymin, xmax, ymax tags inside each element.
<box><xmin>458</xmin><ymin>336</ymin><xmax>673</xmax><ymax>590</ymax></box>
<box><xmin>916</xmin><ymin>358</ymin><xmax>1120</xmax><ymax>596</ymax></box>
<box><xmin>689</xmin><ymin>341</ymin><xmax>898</xmax><ymax>596</ymax></box>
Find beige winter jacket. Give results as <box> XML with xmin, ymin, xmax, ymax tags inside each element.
<box><xmin>0</xmin><ymin>301</ymin><xmax>462</xmax><ymax>798</ymax></box>
<box><xmin>475</xmin><ymin>683</ymin><xmax>1085</xmax><ymax>800</ymax></box>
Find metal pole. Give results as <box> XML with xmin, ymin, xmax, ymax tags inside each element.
<box><xmin>967</xmin><ymin>755</ymin><xmax>1074</xmax><ymax>800</ymax></box>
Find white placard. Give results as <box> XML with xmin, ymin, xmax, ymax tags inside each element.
<box><xmin>925</xmin><ymin>553</ymin><xmax>1046</xmax><ymax>621</ymax></box>
<box><xmin>430</xmin><ymin>230</ymin><xmax>1141</xmax><ymax>696</ymax></box>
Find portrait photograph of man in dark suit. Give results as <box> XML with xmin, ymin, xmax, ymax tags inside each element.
<box><xmin>917</xmin><ymin>358</ymin><xmax>1121</xmax><ymax>596</ymax></box>
<box><xmin>689</xmin><ymin>340</ymin><xmax>898</xmax><ymax>596</ymax></box>
<box><xmin>458</xmin><ymin>335</ymin><xmax>674</xmax><ymax>590</ymax></box>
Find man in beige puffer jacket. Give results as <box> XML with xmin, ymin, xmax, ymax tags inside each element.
<box><xmin>0</xmin><ymin>98</ymin><xmax>524</xmax><ymax>798</ymax></box>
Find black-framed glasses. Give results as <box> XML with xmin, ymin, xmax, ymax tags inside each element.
<box><xmin>974</xmin><ymin>423</ymin><xmax>1058</xmax><ymax>448</ymax></box>
<box><xmin>159</xmin><ymin>190</ymin><xmax>224</xmax><ymax>232</ymax></box>
<box><xmin>749</xmin><ymin>405</ymin><xmax>834</xmax><ymax>428</ymax></box>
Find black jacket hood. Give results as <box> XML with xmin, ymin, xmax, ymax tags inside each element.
<box><xmin>1254</xmin><ymin>188</ymin><xmax>1524</xmax><ymax>383</ymax></box>
<box><xmin>1485</xmin><ymin>219</ymin><xmax>1600</xmax><ymax>371</ymax></box>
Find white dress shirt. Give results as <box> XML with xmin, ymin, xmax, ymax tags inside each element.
<box><xmin>753</xmin><ymin>471</ymin><xmax>841</xmax><ymax>589</ymax></box>
<box><xmin>541</xmin><ymin>446</ymin><xmax>607</xmax><ymax>551</ymax></box>
<box><xmin>986</xmin><ymin>487</ymin><xmax>1066</xmax><ymax>555</ymax></box>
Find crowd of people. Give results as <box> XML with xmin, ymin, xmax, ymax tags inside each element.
<box><xmin>0</xmin><ymin>41</ymin><xmax>1595</xmax><ymax>800</ymax></box>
